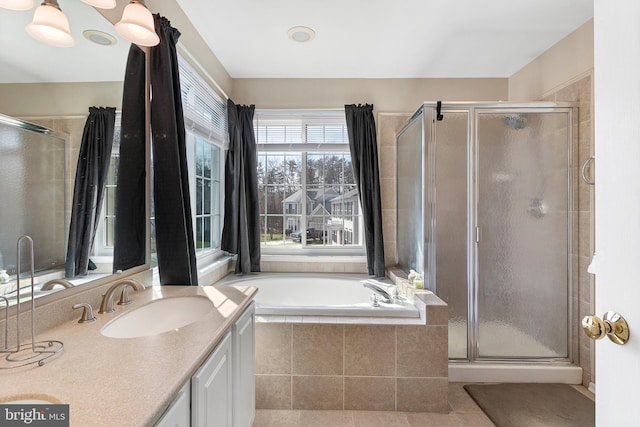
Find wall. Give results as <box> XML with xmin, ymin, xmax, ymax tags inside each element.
<box><xmin>230</xmin><ymin>78</ymin><xmax>506</xmax><ymax>274</ymax></box>
<box><xmin>0</xmin><ymin>82</ymin><xmax>122</xmax><ymax>117</ymax></box>
<box><xmin>508</xmin><ymin>19</ymin><xmax>595</xmax><ymax>388</ymax></box>
<box><xmin>509</xmin><ymin>20</ymin><xmax>594</xmax><ymax>101</ymax></box>
<box><xmin>232</xmin><ymin>78</ymin><xmax>507</xmax><ymax>111</ymax></box>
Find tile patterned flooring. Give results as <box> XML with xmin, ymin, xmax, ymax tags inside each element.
<box><xmin>253</xmin><ymin>383</ymin><xmax>595</xmax><ymax>427</ymax></box>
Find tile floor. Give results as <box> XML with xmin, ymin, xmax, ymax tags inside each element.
<box><xmin>253</xmin><ymin>383</ymin><xmax>595</xmax><ymax>427</ymax></box>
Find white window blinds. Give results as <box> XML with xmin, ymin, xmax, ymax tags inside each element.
<box><xmin>178</xmin><ymin>56</ymin><xmax>227</xmax><ymax>145</ymax></box>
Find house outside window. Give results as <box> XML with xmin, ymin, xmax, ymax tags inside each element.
<box><xmin>255</xmin><ymin>111</ymin><xmax>364</xmax><ymax>253</ymax></box>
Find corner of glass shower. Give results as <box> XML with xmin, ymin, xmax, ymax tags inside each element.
<box><xmin>396</xmin><ymin>102</ymin><xmax>581</xmax><ymax>381</ymax></box>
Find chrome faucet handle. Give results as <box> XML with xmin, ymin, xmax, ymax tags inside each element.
<box><xmin>72</xmin><ymin>303</ymin><xmax>96</xmax><ymax>323</ymax></box>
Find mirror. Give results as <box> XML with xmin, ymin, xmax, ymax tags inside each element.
<box><xmin>0</xmin><ymin>1</ymin><xmax>139</xmax><ymax>304</ymax></box>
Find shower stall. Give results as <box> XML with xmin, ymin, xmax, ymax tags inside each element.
<box><xmin>397</xmin><ymin>102</ymin><xmax>580</xmax><ymax>381</ymax></box>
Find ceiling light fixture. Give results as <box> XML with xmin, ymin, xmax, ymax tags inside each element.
<box><xmin>288</xmin><ymin>26</ymin><xmax>315</xmax><ymax>43</ymax></box>
<box><xmin>115</xmin><ymin>0</ymin><xmax>159</xmax><ymax>47</ymax></box>
<box><xmin>0</xmin><ymin>0</ymin><xmax>34</xmax><ymax>10</ymax></box>
<box><xmin>1</xmin><ymin>0</ymin><xmax>158</xmax><ymax>48</ymax></box>
<box><xmin>25</xmin><ymin>0</ymin><xmax>75</xmax><ymax>47</ymax></box>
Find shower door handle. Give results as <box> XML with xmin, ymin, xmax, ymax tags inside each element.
<box><xmin>581</xmin><ymin>311</ymin><xmax>629</xmax><ymax>345</ymax></box>
<box><xmin>581</xmin><ymin>156</ymin><xmax>595</xmax><ymax>185</ymax></box>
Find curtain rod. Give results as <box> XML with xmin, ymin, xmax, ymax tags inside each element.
<box><xmin>177</xmin><ymin>43</ymin><xmax>230</xmax><ymax>101</ymax></box>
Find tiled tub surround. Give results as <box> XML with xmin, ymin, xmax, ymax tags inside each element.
<box><xmin>254</xmin><ymin>290</ymin><xmax>448</xmax><ymax>413</ymax></box>
<box><xmin>0</xmin><ymin>283</ymin><xmax>257</xmax><ymax>426</ymax></box>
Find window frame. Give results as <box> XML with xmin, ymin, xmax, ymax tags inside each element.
<box><xmin>255</xmin><ymin>110</ymin><xmax>365</xmax><ymax>256</ymax></box>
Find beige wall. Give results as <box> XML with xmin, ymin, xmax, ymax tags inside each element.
<box><xmin>232</xmin><ymin>78</ymin><xmax>507</xmax><ymax>112</ymax></box>
<box><xmin>509</xmin><ymin>19</ymin><xmax>594</xmax><ymax>101</ymax></box>
<box><xmin>0</xmin><ymin>82</ymin><xmax>123</xmax><ymax>118</ymax></box>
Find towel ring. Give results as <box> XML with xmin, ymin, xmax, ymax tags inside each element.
<box><xmin>581</xmin><ymin>156</ymin><xmax>595</xmax><ymax>185</ymax></box>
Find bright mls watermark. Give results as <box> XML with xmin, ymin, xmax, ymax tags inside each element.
<box><xmin>0</xmin><ymin>404</ymin><xmax>69</xmax><ymax>426</ymax></box>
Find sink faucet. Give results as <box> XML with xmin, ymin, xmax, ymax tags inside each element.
<box><xmin>41</xmin><ymin>279</ymin><xmax>74</xmax><ymax>291</ymax></box>
<box><xmin>98</xmin><ymin>279</ymin><xmax>145</xmax><ymax>314</ymax></box>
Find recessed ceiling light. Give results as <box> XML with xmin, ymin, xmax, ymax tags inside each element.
<box><xmin>288</xmin><ymin>26</ymin><xmax>315</xmax><ymax>43</ymax></box>
<box><xmin>83</xmin><ymin>29</ymin><xmax>117</xmax><ymax>46</ymax></box>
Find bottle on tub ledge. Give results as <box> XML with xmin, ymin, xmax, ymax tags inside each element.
<box><xmin>413</xmin><ymin>272</ymin><xmax>424</xmax><ymax>290</ymax></box>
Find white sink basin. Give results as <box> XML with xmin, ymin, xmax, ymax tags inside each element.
<box><xmin>101</xmin><ymin>296</ymin><xmax>214</xmax><ymax>339</ymax></box>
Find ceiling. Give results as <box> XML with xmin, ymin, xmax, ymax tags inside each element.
<box><xmin>0</xmin><ymin>0</ymin><xmax>594</xmax><ymax>84</ymax></box>
<box><xmin>175</xmin><ymin>0</ymin><xmax>594</xmax><ymax>79</ymax></box>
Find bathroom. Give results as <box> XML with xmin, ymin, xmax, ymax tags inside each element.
<box><xmin>0</xmin><ymin>0</ymin><xmax>638</xmax><ymax>425</ymax></box>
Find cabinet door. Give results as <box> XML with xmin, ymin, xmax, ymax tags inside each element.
<box><xmin>155</xmin><ymin>382</ymin><xmax>190</xmax><ymax>427</ymax></box>
<box><xmin>192</xmin><ymin>331</ymin><xmax>233</xmax><ymax>427</ymax></box>
<box><xmin>233</xmin><ymin>303</ymin><xmax>255</xmax><ymax>427</ymax></box>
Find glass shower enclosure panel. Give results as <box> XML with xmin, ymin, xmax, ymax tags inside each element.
<box><xmin>476</xmin><ymin>111</ymin><xmax>570</xmax><ymax>359</ymax></box>
<box><xmin>434</xmin><ymin>111</ymin><xmax>469</xmax><ymax>359</ymax></box>
<box><xmin>397</xmin><ymin>108</ymin><xmax>435</xmax><ymax>287</ymax></box>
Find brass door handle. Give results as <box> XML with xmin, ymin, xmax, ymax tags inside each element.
<box><xmin>581</xmin><ymin>311</ymin><xmax>629</xmax><ymax>345</ymax></box>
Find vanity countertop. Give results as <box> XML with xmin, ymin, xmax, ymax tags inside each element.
<box><xmin>0</xmin><ymin>284</ymin><xmax>257</xmax><ymax>426</ymax></box>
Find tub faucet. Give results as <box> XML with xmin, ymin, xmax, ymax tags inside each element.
<box><xmin>41</xmin><ymin>279</ymin><xmax>74</xmax><ymax>291</ymax></box>
<box><xmin>99</xmin><ymin>279</ymin><xmax>145</xmax><ymax>314</ymax></box>
<box><xmin>363</xmin><ymin>282</ymin><xmax>392</xmax><ymax>303</ymax></box>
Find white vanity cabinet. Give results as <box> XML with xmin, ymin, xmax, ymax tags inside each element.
<box><xmin>154</xmin><ymin>301</ymin><xmax>255</xmax><ymax>427</ymax></box>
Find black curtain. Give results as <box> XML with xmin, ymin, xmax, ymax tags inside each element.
<box><xmin>113</xmin><ymin>44</ymin><xmax>146</xmax><ymax>273</ymax></box>
<box><xmin>221</xmin><ymin>100</ymin><xmax>261</xmax><ymax>274</ymax></box>
<box><xmin>65</xmin><ymin>107</ymin><xmax>116</xmax><ymax>278</ymax></box>
<box><xmin>150</xmin><ymin>14</ymin><xmax>198</xmax><ymax>285</ymax></box>
<box><xmin>113</xmin><ymin>15</ymin><xmax>197</xmax><ymax>285</ymax></box>
<box><xmin>345</xmin><ymin>104</ymin><xmax>385</xmax><ymax>277</ymax></box>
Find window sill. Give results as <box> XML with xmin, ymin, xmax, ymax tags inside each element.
<box><xmin>260</xmin><ymin>254</ymin><xmax>366</xmax><ymax>263</ymax></box>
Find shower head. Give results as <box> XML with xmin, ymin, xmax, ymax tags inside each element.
<box><xmin>503</xmin><ymin>114</ymin><xmax>527</xmax><ymax>130</ymax></box>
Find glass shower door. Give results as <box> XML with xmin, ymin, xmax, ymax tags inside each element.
<box><xmin>476</xmin><ymin>110</ymin><xmax>571</xmax><ymax>359</ymax></box>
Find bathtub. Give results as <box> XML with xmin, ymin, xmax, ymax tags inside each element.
<box><xmin>217</xmin><ymin>273</ymin><xmax>447</xmax><ymax>412</ymax></box>
<box><xmin>216</xmin><ymin>273</ymin><xmax>421</xmax><ymax>319</ymax></box>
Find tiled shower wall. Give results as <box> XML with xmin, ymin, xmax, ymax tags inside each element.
<box><xmin>542</xmin><ymin>73</ymin><xmax>594</xmax><ymax>387</ymax></box>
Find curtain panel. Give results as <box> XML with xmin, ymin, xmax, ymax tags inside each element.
<box><xmin>345</xmin><ymin>104</ymin><xmax>386</xmax><ymax>277</ymax></box>
<box><xmin>221</xmin><ymin>100</ymin><xmax>261</xmax><ymax>274</ymax></box>
<box><xmin>66</xmin><ymin>106</ymin><xmax>116</xmax><ymax>278</ymax></box>
<box><xmin>114</xmin><ymin>15</ymin><xmax>198</xmax><ymax>285</ymax></box>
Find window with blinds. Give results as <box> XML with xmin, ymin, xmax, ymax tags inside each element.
<box><xmin>254</xmin><ymin>110</ymin><xmax>363</xmax><ymax>252</ymax></box>
<box><xmin>178</xmin><ymin>56</ymin><xmax>226</xmax><ymax>255</ymax></box>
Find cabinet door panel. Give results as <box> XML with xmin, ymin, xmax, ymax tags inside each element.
<box><xmin>192</xmin><ymin>332</ymin><xmax>233</xmax><ymax>427</ymax></box>
<box><xmin>233</xmin><ymin>302</ymin><xmax>255</xmax><ymax>427</ymax></box>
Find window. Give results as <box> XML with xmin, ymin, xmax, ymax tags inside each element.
<box><xmin>255</xmin><ymin>111</ymin><xmax>363</xmax><ymax>252</ymax></box>
<box><xmin>96</xmin><ymin>112</ymin><xmax>120</xmax><ymax>256</ymax></box>
<box><xmin>193</xmin><ymin>137</ymin><xmax>221</xmax><ymax>251</ymax></box>
<box><xmin>179</xmin><ymin>55</ymin><xmax>226</xmax><ymax>256</ymax></box>
<box><xmin>98</xmin><ymin>60</ymin><xmax>227</xmax><ymax>264</ymax></box>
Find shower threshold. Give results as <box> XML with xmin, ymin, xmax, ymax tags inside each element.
<box><xmin>448</xmin><ymin>362</ymin><xmax>582</xmax><ymax>384</ymax></box>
